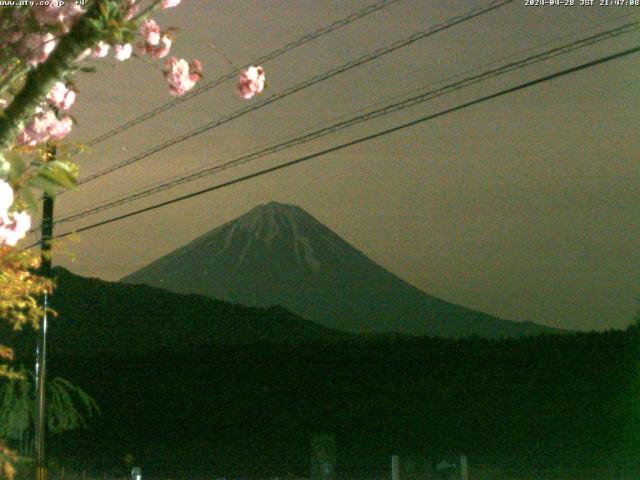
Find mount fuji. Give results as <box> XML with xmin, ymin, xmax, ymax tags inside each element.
<box><xmin>122</xmin><ymin>202</ymin><xmax>556</xmax><ymax>338</ymax></box>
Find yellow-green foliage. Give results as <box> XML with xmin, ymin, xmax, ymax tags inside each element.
<box><xmin>0</xmin><ymin>372</ymin><xmax>100</xmax><ymax>442</ymax></box>
<box><xmin>0</xmin><ymin>441</ymin><xmax>16</xmax><ymax>480</ymax></box>
<box><xmin>0</xmin><ymin>247</ymin><xmax>52</xmax><ymax>381</ymax></box>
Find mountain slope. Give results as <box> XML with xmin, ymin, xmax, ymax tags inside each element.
<box><xmin>123</xmin><ymin>202</ymin><xmax>557</xmax><ymax>338</ymax></box>
<box><xmin>6</xmin><ymin>267</ymin><xmax>353</xmax><ymax>358</ymax></box>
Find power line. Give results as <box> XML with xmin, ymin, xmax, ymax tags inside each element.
<box><xmin>85</xmin><ymin>0</ymin><xmax>403</xmax><ymax>148</ymax></box>
<box><xmin>51</xmin><ymin>21</ymin><xmax>639</xmax><ymax>226</ymax></box>
<box><xmin>59</xmin><ymin>11</ymin><xmax>638</xmax><ymax>222</ymax></box>
<box><xmin>35</xmin><ymin>45</ymin><xmax>639</xmax><ymax>246</ymax></box>
<box><xmin>74</xmin><ymin>0</ymin><xmax>514</xmax><ymax>187</ymax></box>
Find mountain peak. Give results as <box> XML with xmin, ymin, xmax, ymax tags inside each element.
<box><xmin>123</xmin><ymin>203</ymin><xmax>559</xmax><ymax>338</ymax></box>
<box><xmin>197</xmin><ymin>201</ymin><xmax>356</xmax><ymax>275</ymax></box>
<box><xmin>139</xmin><ymin>202</ymin><xmax>351</xmax><ymax>280</ymax></box>
<box><xmin>239</xmin><ymin>201</ymin><xmax>311</xmax><ymax>235</ymax></box>
<box><xmin>256</xmin><ymin>200</ymin><xmax>301</xmax><ymax>211</ymax></box>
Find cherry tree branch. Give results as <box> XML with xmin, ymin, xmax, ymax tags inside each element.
<box><xmin>0</xmin><ymin>1</ymin><xmax>107</xmax><ymax>151</ymax></box>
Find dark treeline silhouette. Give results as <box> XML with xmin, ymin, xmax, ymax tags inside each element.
<box><xmin>43</xmin><ymin>327</ymin><xmax>639</xmax><ymax>479</ymax></box>
<box><xmin>3</xmin><ymin>268</ymin><xmax>637</xmax><ymax>477</ymax></box>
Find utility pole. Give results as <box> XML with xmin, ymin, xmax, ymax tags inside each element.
<box><xmin>34</xmin><ymin>142</ymin><xmax>55</xmax><ymax>480</ymax></box>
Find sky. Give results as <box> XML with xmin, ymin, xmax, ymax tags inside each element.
<box><xmin>28</xmin><ymin>0</ymin><xmax>639</xmax><ymax>332</ymax></box>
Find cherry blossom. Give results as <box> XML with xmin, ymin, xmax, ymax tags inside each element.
<box><xmin>91</xmin><ymin>41</ymin><xmax>111</xmax><ymax>58</ymax></box>
<box><xmin>237</xmin><ymin>66</ymin><xmax>266</xmax><ymax>99</ymax></box>
<box><xmin>138</xmin><ymin>34</ymin><xmax>173</xmax><ymax>59</ymax></box>
<box><xmin>5</xmin><ymin>29</ymin><xmax>23</xmax><ymax>44</ymax></box>
<box><xmin>115</xmin><ymin>44</ymin><xmax>133</xmax><ymax>61</ymax></box>
<box><xmin>0</xmin><ymin>12</ymin><xmax>24</xmax><ymax>47</ymax></box>
<box><xmin>16</xmin><ymin>112</ymin><xmax>52</xmax><ymax>146</ymax></box>
<box><xmin>46</xmin><ymin>82</ymin><xmax>76</xmax><ymax>111</ymax></box>
<box><xmin>140</xmin><ymin>19</ymin><xmax>161</xmax><ymax>46</ymax></box>
<box><xmin>32</xmin><ymin>3</ymin><xmax>84</xmax><ymax>32</ymax></box>
<box><xmin>164</xmin><ymin>57</ymin><xmax>202</xmax><ymax>96</ymax></box>
<box><xmin>16</xmin><ymin>111</ymin><xmax>73</xmax><ymax>147</ymax></box>
<box><xmin>162</xmin><ymin>0</ymin><xmax>182</xmax><ymax>8</ymax></box>
<box><xmin>22</xmin><ymin>32</ymin><xmax>58</xmax><ymax>66</ymax></box>
<box><xmin>47</xmin><ymin>116</ymin><xmax>73</xmax><ymax>140</ymax></box>
<box><xmin>123</xmin><ymin>0</ymin><xmax>140</xmax><ymax>21</ymax></box>
<box><xmin>77</xmin><ymin>48</ymin><xmax>92</xmax><ymax>63</ymax></box>
<box><xmin>191</xmin><ymin>59</ymin><xmax>203</xmax><ymax>75</ymax></box>
<box><xmin>0</xmin><ymin>0</ymin><xmax>210</xmax><ymax>232</ymax></box>
<box><xmin>0</xmin><ymin>210</ymin><xmax>31</xmax><ymax>247</ymax></box>
<box><xmin>136</xmin><ymin>18</ymin><xmax>176</xmax><ymax>59</ymax></box>
<box><xmin>0</xmin><ymin>181</ymin><xmax>30</xmax><ymax>247</ymax></box>
<box><xmin>150</xmin><ymin>35</ymin><xmax>172</xmax><ymax>59</ymax></box>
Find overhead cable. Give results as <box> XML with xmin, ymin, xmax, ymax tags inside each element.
<box><xmin>75</xmin><ymin>0</ymin><xmax>514</xmax><ymax>187</ymax></box>
<box><xmin>85</xmin><ymin>0</ymin><xmax>404</xmax><ymax>147</ymax></box>
<box><xmin>33</xmin><ymin>45</ymin><xmax>639</xmax><ymax>246</ymax></box>
<box><xmin>53</xmin><ymin>21</ymin><xmax>640</xmax><ymax>226</ymax></box>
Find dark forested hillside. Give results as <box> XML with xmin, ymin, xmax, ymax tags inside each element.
<box><xmin>4</xmin><ymin>267</ymin><xmax>353</xmax><ymax>360</ymax></box>
<box><xmin>45</xmin><ymin>328</ymin><xmax>640</xmax><ymax>479</ymax></box>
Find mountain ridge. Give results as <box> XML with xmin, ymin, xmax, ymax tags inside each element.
<box><xmin>4</xmin><ymin>266</ymin><xmax>355</xmax><ymax>359</ymax></box>
<box><xmin>123</xmin><ymin>202</ymin><xmax>561</xmax><ymax>338</ymax></box>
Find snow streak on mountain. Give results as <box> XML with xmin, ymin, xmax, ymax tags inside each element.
<box><xmin>123</xmin><ymin>202</ymin><xmax>555</xmax><ymax>338</ymax></box>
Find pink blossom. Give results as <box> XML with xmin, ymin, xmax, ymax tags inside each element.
<box><xmin>0</xmin><ymin>181</ymin><xmax>29</xmax><ymax>247</ymax></box>
<box><xmin>22</xmin><ymin>32</ymin><xmax>57</xmax><ymax>66</ymax></box>
<box><xmin>77</xmin><ymin>48</ymin><xmax>92</xmax><ymax>62</ymax></box>
<box><xmin>123</xmin><ymin>0</ymin><xmax>139</xmax><ymax>20</ymax></box>
<box><xmin>236</xmin><ymin>66</ymin><xmax>266</xmax><ymax>99</ymax></box>
<box><xmin>16</xmin><ymin>111</ymin><xmax>73</xmax><ymax>146</ymax></box>
<box><xmin>161</xmin><ymin>0</ymin><xmax>181</xmax><ymax>8</ymax></box>
<box><xmin>0</xmin><ymin>210</ymin><xmax>31</xmax><ymax>247</ymax></box>
<box><xmin>5</xmin><ymin>29</ymin><xmax>23</xmax><ymax>44</ymax></box>
<box><xmin>33</xmin><ymin>3</ymin><xmax>84</xmax><ymax>32</ymax></box>
<box><xmin>191</xmin><ymin>59</ymin><xmax>203</xmax><ymax>74</ymax></box>
<box><xmin>148</xmin><ymin>35</ymin><xmax>172</xmax><ymax>59</ymax></box>
<box><xmin>91</xmin><ymin>41</ymin><xmax>111</xmax><ymax>58</ymax></box>
<box><xmin>140</xmin><ymin>19</ymin><xmax>161</xmax><ymax>46</ymax></box>
<box><xmin>32</xmin><ymin>5</ymin><xmax>61</xmax><ymax>25</ymax></box>
<box><xmin>46</xmin><ymin>82</ymin><xmax>76</xmax><ymax>111</ymax></box>
<box><xmin>48</xmin><ymin>116</ymin><xmax>73</xmax><ymax>140</ymax></box>
<box><xmin>137</xmin><ymin>20</ymin><xmax>175</xmax><ymax>59</ymax></box>
<box><xmin>2</xmin><ymin>10</ymin><xmax>25</xmax><ymax>43</ymax></box>
<box><xmin>136</xmin><ymin>34</ymin><xmax>172</xmax><ymax>59</ymax></box>
<box><xmin>164</xmin><ymin>57</ymin><xmax>202</xmax><ymax>96</ymax></box>
<box><xmin>16</xmin><ymin>111</ymin><xmax>54</xmax><ymax>146</ymax></box>
<box><xmin>115</xmin><ymin>44</ymin><xmax>133</xmax><ymax>61</ymax></box>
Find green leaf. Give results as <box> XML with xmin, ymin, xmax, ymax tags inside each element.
<box><xmin>28</xmin><ymin>160</ymin><xmax>78</xmax><ymax>194</ymax></box>
<box><xmin>15</xmin><ymin>185</ymin><xmax>38</xmax><ymax>212</ymax></box>
<box><xmin>8</xmin><ymin>154</ymin><xmax>28</xmax><ymax>179</ymax></box>
<box><xmin>0</xmin><ymin>153</ymin><xmax>9</xmax><ymax>178</ymax></box>
<box><xmin>88</xmin><ymin>17</ymin><xmax>105</xmax><ymax>32</ymax></box>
